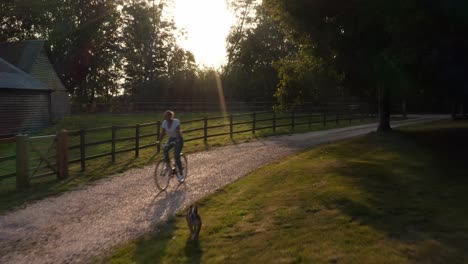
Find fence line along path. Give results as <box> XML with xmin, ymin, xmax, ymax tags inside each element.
<box><xmin>0</xmin><ymin>108</ymin><xmax>374</xmax><ymax>190</ymax></box>
<box><xmin>0</xmin><ymin>115</ymin><xmax>444</xmax><ymax>264</ymax></box>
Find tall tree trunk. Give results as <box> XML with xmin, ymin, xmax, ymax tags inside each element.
<box><xmin>451</xmin><ymin>102</ymin><xmax>457</xmax><ymax>120</ymax></box>
<box><xmin>461</xmin><ymin>103</ymin><xmax>465</xmax><ymax>118</ymax></box>
<box><xmin>402</xmin><ymin>100</ymin><xmax>407</xmax><ymax>119</ymax></box>
<box><xmin>377</xmin><ymin>84</ymin><xmax>392</xmax><ymax>132</ymax></box>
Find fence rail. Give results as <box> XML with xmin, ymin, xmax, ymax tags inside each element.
<box><xmin>70</xmin><ymin>101</ymin><xmax>376</xmax><ymax>114</ymax></box>
<box><xmin>0</xmin><ymin>107</ymin><xmax>378</xmax><ymax>190</ymax></box>
<box><xmin>71</xmin><ymin>101</ymin><xmax>322</xmax><ymax>113</ymax></box>
<box><xmin>0</xmin><ymin>155</ymin><xmax>15</xmax><ymax>162</ymax></box>
<box><xmin>0</xmin><ymin>137</ymin><xmax>15</xmax><ymax>144</ymax></box>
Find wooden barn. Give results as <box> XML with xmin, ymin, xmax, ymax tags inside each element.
<box><xmin>0</xmin><ymin>40</ymin><xmax>70</xmax><ymax>135</ymax></box>
<box><xmin>0</xmin><ymin>58</ymin><xmax>51</xmax><ymax>135</ymax></box>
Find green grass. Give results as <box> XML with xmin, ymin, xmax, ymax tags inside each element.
<box><xmin>102</xmin><ymin>120</ymin><xmax>468</xmax><ymax>264</ymax></box>
<box><xmin>0</xmin><ymin>112</ymin><xmax>377</xmax><ymax>213</ymax></box>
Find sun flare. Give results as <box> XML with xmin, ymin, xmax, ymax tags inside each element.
<box><xmin>170</xmin><ymin>0</ymin><xmax>236</xmax><ymax>68</ymax></box>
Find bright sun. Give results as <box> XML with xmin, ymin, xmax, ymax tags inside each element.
<box><xmin>170</xmin><ymin>0</ymin><xmax>236</xmax><ymax>68</ymax></box>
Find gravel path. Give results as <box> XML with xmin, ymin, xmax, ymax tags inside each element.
<box><xmin>0</xmin><ymin>116</ymin><xmax>445</xmax><ymax>264</ymax></box>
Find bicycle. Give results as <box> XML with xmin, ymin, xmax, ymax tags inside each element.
<box><xmin>154</xmin><ymin>141</ymin><xmax>188</xmax><ymax>191</ymax></box>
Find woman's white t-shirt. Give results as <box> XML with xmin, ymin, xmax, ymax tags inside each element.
<box><xmin>162</xmin><ymin>119</ymin><xmax>180</xmax><ymax>138</ymax></box>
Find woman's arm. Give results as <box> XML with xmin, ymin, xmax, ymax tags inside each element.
<box><xmin>159</xmin><ymin>130</ymin><xmax>166</xmax><ymax>142</ymax></box>
<box><xmin>175</xmin><ymin>126</ymin><xmax>182</xmax><ymax>139</ymax></box>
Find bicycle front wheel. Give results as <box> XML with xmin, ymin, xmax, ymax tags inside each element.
<box><xmin>154</xmin><ymin>160</ymin><xmax>170</xmax><ymax>191</ymax></box>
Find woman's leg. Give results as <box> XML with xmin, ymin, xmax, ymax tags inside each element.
<box><xmin>163</xmin><ymin>138</ymin><xmax>176</xmax><ymax>165</ymax></box>
<box><xmin>174</xmin><ymin>138</ymin><xmax>184</xmax><ymax>173</ymax></box>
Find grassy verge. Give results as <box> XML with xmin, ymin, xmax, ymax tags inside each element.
<box><xmin>103</xmin><ymin>120</ymin><xmax>468</xmax><ymax>264</ymax></box>
<box><xmin>0</xmin><ymin>112</ymin><xmax>377</xmax><ymax>212</ymax></box>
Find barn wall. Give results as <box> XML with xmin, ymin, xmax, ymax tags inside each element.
<box><xmin>31</xmin><ymin>51</ymin><xmax>70</xmax><ymax>121</ymax></box>
<box><xmin>0</xmin><ymin>90</ymin><xmax>50</xmax><ymax>135</ymax></box>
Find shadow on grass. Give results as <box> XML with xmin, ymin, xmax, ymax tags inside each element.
<box><xmin>123</xmin><ymin>183</ymin><xmax>203</xmax><ymax>263</ymax></box>
<box><xmin>323</xmin><ymin>122</ymin><xmax>468</xmax><ymax>262</ymax></box>
<box><xmin>184</xmin><ymin>239</ymin><xmax>202</xmax><ymax>264</ymax></box>
<box><xmin>128</xmin><ymin>219</ymin><xmax>203</xmax><ymax>264</ymax></box>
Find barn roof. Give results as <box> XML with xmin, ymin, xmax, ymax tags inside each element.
<box><xmin>0</xmin><ymin>39</ymin><xmax>46</xmax><ymax>73</ymax></box>
<box><xmin>0</xmin><ymin>58</ymin><xmax>49</xmax><ymax>91</ymax></box>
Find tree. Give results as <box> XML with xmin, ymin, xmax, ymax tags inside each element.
<box><xmin>1</xmin><ymin>0</ymin><xmax>124</xmax><ymax>103</ymax></box>
<box><xmin>55</xmin><ymin>0</ymin><xmax>123</xmax><ymax>103</ymax></box>
<box><xmin>223</xmin><ymin>2</ymin><xmax>297</xmax><ymax>102</ymax></box>
<box><xmin>225</xmin><ymin>0</ymin><xmax>258</xmax><ymax>71</ymax></box>
<box><xmin>0</xmin><ymin>0</ymin><xmax>56</xmax><ymax>42</ymax></box>
<box><xmin>274</xmin><ymin>46</ymin><xmax>343</xmax><ymax>110</ymax></box>
<box><xmin>265</xmin><ymin>0</ymin><xmax>468</xmax><ymax>130</ymax></box>
<box><xmin>166</xmin><ymin>48</ymin><xmax>197</xmax><ymax>102</ymax></box>
<box><xmin>120</xmin><ymin>0</ymin><xmax>199</xmax><ymax>103</ymax></box>
<box><xmin>1</xmin><ymin>0</ymin><xmax>198</xmax><ymax>104</ymax></box>
<box><xmin>121</xmin><ymin>0</ymin><xmax>166</xmax><ymax>99</ymax></box>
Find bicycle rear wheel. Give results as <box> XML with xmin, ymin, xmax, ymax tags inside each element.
<box><xmin>176</xmin><ymin>154</ymin><xmax>188</xmax><ymax>183</ymax></box>
<box><xmin>154</xmin><ymin>160</ymin><xmax>171</xmax><ymax>191</ymax></box>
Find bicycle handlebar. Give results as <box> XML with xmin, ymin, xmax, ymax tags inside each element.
<box><xmin>159</xmin><ymin>141</ymin><xmax>178</xmax><ymax>147</ymax></box>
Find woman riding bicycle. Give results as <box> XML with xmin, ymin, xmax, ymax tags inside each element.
<box><xmin>158</xmin><ymin>110</ymin><xmax>184</xmax><ymax>181</ymax></box>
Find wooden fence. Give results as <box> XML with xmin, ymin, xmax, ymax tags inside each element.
<box><xmin>70</xmin><ymin>101</ymin><xmax>361</xmax><ymax>114</ymax></box>
<box><xmin>0</xmin><ymin>109</ymin><xmax>376</xmax><ymax>190</ymax></box>
<box><xmin>0</xmin><ymin>137</ymin><xmax>16</xmax><ymax>181</ymax></box>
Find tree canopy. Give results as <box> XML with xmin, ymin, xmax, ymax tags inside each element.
<box><xmin>1</xmin><ymin>0</ymin><xmax>206</xmax><ymax>104</ymax></box>
<box><xmin>264</xmin><ymin>0</ymin><xmax>468</xmax><ymax>129</ymax></box>
<box><xmin>2</xmin><ymin>0</ymin><xmax>467</xmax><ymax>117</ymax></box>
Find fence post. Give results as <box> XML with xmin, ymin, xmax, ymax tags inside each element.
<box><xmin>291</xmin><ymin>111</ymin><xmax>295</xmax><ymax>130</ymax></box>
<box><xmin>135</xmin><ymin>124</ymin><xmax>140</xmax><ymax>158</ymax></box>
<box><xmin>252</xmin><ymin>112</ymin><xmax>256</xmax><ymax>134</ymax></box>
<box><xmin>273</xmin><ymin>111</ymin><xmax>276</xmax><ymax>133</ymax></box>
<box><xmin>323</xmin><ymin>108</ymin><xmax>327</xmax><ymax>127</ymax></box>
<box><xmin>204</xmin><ymin>117</ymin><xmax>208</xmax><ymax>143</ymax></box>
<box><xmin>156</xmin><ymin>121</ymin><xmax>161</xmax><ymax>153</ymax></box>
<box><xmin>111</xmin><ymin>126</ymin><xmax>116</xmax><ymax>163</ymax></box>
<box><xmin>229</xmin><ymin>114</ymin><xmax>233</xmax><ymax>138</ymax></box>
<box><xmin>402</xmin><ymin>101</ymin><xmax>407</xmax><ymax>119</ymax></box>
<box><xmin>56</xmin><ymin>130</ymin><xmax>69</xmax><ymax>180</ymax></box>
<box><xmin>80</xmin><ymin>129</ymin><xmax>86</xmax><ymax>172</ymax></box>
<box><xmin>16</xmin><ymin>134</ymin><xmax>30</xmax><ymax>189</ymax></box>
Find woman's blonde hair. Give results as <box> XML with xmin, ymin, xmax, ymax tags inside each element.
<box><xmin>165</xmin><ymin>110</ymin><xmax>175</xmax><ymax>118</ymax></box>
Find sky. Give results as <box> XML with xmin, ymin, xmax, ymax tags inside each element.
<box><xmin>170</xmin><ymin>0</ymin><xmax>236</xmax><ymax>68</ymax></box>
